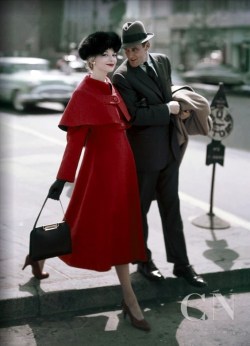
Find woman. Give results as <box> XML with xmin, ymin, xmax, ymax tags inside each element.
<box><xmin>23</xmin><ymin>31</ymin><xmax>150</xmax><ymax>332</ymax></box>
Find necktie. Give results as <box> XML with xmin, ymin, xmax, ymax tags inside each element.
<box><xmin>144</xmin><ymin>62</ymin><xmax>158</xmax><ymax>84</ymax></box>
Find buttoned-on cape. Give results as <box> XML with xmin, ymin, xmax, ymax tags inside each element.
<box><xmin>57</xmin><ymin>75</ymin><xmax>146</xmax><ymax>271</ymax></box>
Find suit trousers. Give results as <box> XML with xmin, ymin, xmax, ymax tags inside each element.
<box><xmin>137</xmin><ymin>152</ymin><xmax>189</xmax><ymax>266</ymax></box>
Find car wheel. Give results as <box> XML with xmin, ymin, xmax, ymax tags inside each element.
<box><xmin>12</xmin><ymin>90</ymin><xmax>26</xmax><ymax>112</ymax></box>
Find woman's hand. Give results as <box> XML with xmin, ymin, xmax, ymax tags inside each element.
<box><xmin>48</xmin><ymin>180</ymin><xmax>66</xmax><ymax>200</ymax></box>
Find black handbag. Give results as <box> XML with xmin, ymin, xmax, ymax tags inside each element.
<box><xmin>29</xmin><ymin>197</ymin><xmax>72</xmax><ymax>261</ymax></box>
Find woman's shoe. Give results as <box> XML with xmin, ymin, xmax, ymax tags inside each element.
<box><xmin>22</xmin><ymin>255</ymin><xmax>49</xmax><ymax>280</ymax></box>
<box><xmin>121</xmin><ymin>300</ymin><xmax>151</xmax><ymax>331</ymax></box>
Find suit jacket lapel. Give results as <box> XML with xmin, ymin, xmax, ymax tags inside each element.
<box><xmin>150</xmin><ymin>55</ymin><xmax>168</xmax><ymax>101</ymax></box>
<box><xmin>128</xmin><ymin>63</ymin><xmax>164</xmax><ymax>100</ymax></box>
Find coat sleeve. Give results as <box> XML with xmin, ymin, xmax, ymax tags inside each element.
<box><xmin>113</xmin><ymin>72</ymin><xmax>171</xmax><ymax>126</ymax></box>
<box><xmin>57</xmin><ymin>126</ymin><xmax>89</xmax><ymax>182</ymax></box>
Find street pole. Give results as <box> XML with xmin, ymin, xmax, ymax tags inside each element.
<box><xmin>191</xmin><ymin>83</ymin><xmax>232</xmax><ymax>230</ymax></box>
<box><xmin>208</xmin><ymin>163</ymin><xmax>216</xmax><ymax>217</ymax></box>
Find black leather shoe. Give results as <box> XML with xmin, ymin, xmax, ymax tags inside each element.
<box><xmin>138</xmin><ymin>260</ymin><xmax>164</xmax><ymax>281</ymax></box>
<box><xmin>173</xmin><ymin>265</ymin><xmax>208</xmax><ymax>287</ymax></box>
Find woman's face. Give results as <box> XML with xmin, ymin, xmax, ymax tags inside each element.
<box><xmin>93</xmin><ymin>48</ymin><xmax>117</xmax><ymax>75</ymax></box>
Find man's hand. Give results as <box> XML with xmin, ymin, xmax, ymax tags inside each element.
<box><xmin>167</xmin><ymin>101</ymin><xmax>180</xmax><ymax>115</ymax></box>
<box><xmin>181</xmin><ymin>110</ymin><xmax>191</xmax><ymax>119</ymax></box>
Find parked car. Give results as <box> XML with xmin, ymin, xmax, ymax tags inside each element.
<box><xmin>56</xmin><ymin>54</ymin><xmax>88</xmax><ymax>73</ymax></box>
<box><xmin>0</xmin><ymin>57</ymin><xmax>82</xmax><ymax>111</ymax></box>
<box><xmin>182</xmin><ymin>63</ymin><xmax>244</xmax><ymax>86</ymax></box>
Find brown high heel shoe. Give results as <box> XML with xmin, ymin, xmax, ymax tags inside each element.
<box><xmin>22</xmin><ymin>255</ymin><xmax>49</xmax><ymax>280</ymax></box>
<box><xmin>121</xmin><ymin>300</ymin><xmax>151</xmax><ymax>331</ymax></box>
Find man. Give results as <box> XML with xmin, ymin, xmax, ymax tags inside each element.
<box><xmin>113</xmin><ymin>21</ymin><xmax>208</xmax><ymax>287</ymax></box>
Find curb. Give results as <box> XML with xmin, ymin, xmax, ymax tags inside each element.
<box><xmin>1</xmin><ymin>268</ymin><xmax>250</xmax><ymax>324</ymax></box>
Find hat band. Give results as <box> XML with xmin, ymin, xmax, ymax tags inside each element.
<box><xmin>123</xmin><ymin>32</ymin><xmax>147</xmax><ymax>44</ymax></box>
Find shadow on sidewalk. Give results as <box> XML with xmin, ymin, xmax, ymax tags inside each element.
<box><xmin>0</xmin><ymin>300</ymin><xmax>206</xmax><ymax>346</ymax></box>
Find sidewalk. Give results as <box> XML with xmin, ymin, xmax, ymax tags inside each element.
<box><xmin>1</xmin><ymin>196</ymin><xmax>250</xmax><ymax>324</ymax></box>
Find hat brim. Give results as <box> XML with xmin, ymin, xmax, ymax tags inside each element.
<box><xmin>122</xmin><ymin>33</ymin><xmax>154</xmax><ymax>48</ymax></box>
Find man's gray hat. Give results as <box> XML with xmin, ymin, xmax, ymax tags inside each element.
<box><xmin>121</xmin><ymin>21</ymin><xmax>154</xmax><ymax>48</ymax></box>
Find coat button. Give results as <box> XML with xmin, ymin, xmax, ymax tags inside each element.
<box><xmin>112</xmin><ymin>96</ymin><xmax>118</xmax><ymax>102</ymax></box>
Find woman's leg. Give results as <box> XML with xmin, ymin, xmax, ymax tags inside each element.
<box><xmin>22</xmin><ymin>255</ymin><xmax>49</xmax><ymax>280</ymax></box>
<box><xmin>115</xmin><ymin>264</ymin><xmax>144</xmax><ymax>320</ymax></box>
<box><xmin>39</xmin><ymin>260</ymin><xmax>45</xmax><ymax>270</ymax></box>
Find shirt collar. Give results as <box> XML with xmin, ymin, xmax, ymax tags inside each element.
<box><xmin>140</xmin><ymin>54</ymin><xmax>150</xmax><ymax>71</ymax></box>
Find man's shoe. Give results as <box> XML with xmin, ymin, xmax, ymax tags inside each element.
<box><xmin>138</xmin><ymin>260</ymin><xmax>164</xmax><ymax>281</ymax></box>
<box><xmin>173</xmin><ymin>265</ymin><xmax>207</xmax><ymax>287</ymax></box>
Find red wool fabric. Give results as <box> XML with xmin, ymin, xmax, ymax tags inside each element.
<box><xmin>57</xmin><ymin>75</ymin><xmax>146</xmax><ymax>271</ymax></box>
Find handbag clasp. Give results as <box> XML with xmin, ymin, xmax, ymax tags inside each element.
<box><xmin>43</xmin><ymin>223</ymin><xmax>58</xmax><ymax>231</ymax></box>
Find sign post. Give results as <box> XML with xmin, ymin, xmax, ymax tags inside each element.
<box><xmin>192</xmin><ymin>83</ymin><xmax>233</xmax><ymax>229</ymax></box>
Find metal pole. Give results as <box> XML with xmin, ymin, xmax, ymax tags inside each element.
<box><xmin>208</xmin><ymin>163</ymin><xmax>216</xmax><ymax>216</ymax></box>
<box><xmin>191</xmin><ymin>160</ymin><xmax>230</xmax><ymax>229</ymax></box>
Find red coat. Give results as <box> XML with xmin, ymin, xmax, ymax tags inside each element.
<box><xmin>57</xmin><ymin>75</ymin><xmax>146</xmax><ymax>271</ymax></box>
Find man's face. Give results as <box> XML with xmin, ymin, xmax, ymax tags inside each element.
<box><xmin>124</xmin><ymin>43</ymin><xmax>148</xmax><ymax>68</ymax></box>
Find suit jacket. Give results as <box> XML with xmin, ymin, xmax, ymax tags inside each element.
<box><xmin>113</xmin><ymin>53</ymin><xmax>211</xmax><ymax>169</ymax></box>
<box><xmin>113</xmin><ymin>53</ymin><xmax>175</xmax><ymax>171</ymax></box>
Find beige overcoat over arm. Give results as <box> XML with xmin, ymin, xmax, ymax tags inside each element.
<box><xmin>171</xmin><ymin>85</ymin><xmax>212</xmax><ymax>162</ymax></box>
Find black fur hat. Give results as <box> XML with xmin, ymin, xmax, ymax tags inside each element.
<box><xmin>78</xmin><ymin>31</ymin><xmax>121</xmax><ymax>61</ymax></box>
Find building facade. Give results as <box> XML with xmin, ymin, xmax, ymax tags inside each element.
<box><xmin>0</xmin><ymin>0</ymin><xmax>64</xmax><ymax>58</ymax></box>
<box><xmin>1</xmin><ymin>0</ymin><xmax>249</xmax><ymax>74</ymax></box>
<box><xmin>0</xmin><ymin>0</ymin><xmax>124</xmax><ymax>62</ymax></box>
<box><xmin>124</xmin><ymin>0</ymin><xmax>250</xmax><ymax>73</ymax></box>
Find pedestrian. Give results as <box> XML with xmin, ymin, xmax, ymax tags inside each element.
<box><xmin>113</xmin><ymin>21</ymin><xmax>210</xmax><ymax>287</ymax></box>
<box><xmin>22</xmin><ymin>31</ymin><xmax>150</xmax><ymax>332</ymax></box>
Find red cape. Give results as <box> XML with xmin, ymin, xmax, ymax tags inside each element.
<box><xmin>59</xmin><ymin>75</ymin><xmax>131</xmax><ymax>131</ymax></box>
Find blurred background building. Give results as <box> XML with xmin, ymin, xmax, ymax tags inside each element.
<box><xmin>124</xmin><ymin>0</ymin><xmax>250</xmax><ymax>73</ymax></box>
<box><xmin>0</xmin><ymin>0</ymin><xmax>249</xmax><ymax>73</ymax></box>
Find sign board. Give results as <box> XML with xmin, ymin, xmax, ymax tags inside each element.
<box><xmin>206</xmin><ymin>83</ymin><xmax>233</xmax><ymax>165</ymax></box>
<box><xmin>208</xmin><ymin>82</ymin><xmax>233</xmax><ymax>141</ymax></box>
<box><xmin>192</xmin><ymin>83</ymin><xmax>233</xmax><ymax>229</ymax></box>
<box><xmin>206</xmin><ymin>140</ymin><xmax>225</xmax><ymax>166</ymax></box>
<box><xmin>208</xmin><ymin>106</ymin><xmax>233</xmax><ymax>141</ymax></box>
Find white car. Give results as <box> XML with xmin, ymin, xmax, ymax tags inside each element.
<box><xmin>0</xmin><ymin>57</ymin><xmax>83</xmax><ymax>111</ymax></box>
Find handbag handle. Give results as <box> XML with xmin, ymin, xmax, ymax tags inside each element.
<box><xmin>33</xmin><ymin>197</ymin><xmax>65</xmax><ymax>229</ymax></box>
